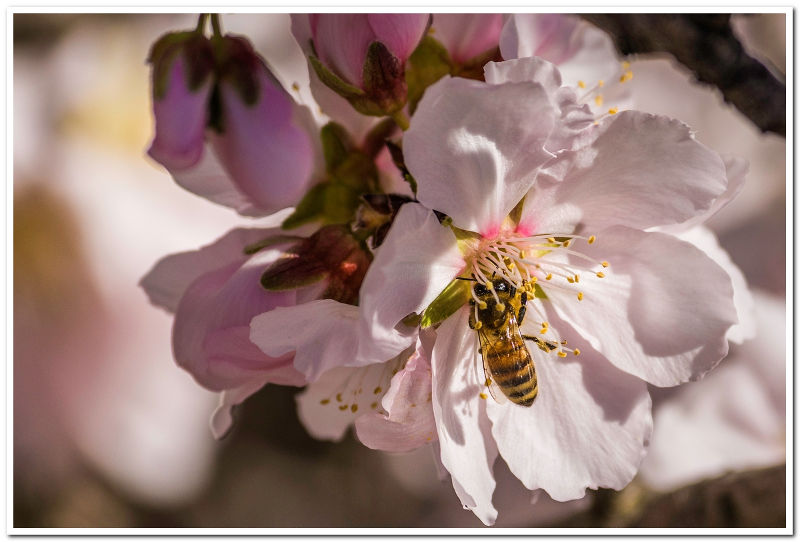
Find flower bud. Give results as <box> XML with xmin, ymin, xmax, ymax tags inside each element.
<box><xmin>147</xmin><ymin>31</ymin><xmax>214</xmax><ymax>170</ymax></box>
<box><xmin>430</xmin><ymin>14</ymin><xmax>504</xmax><ymax>65</ymax></box>
<box><xmin>300</xmin><ymin>14</ymin><xmax>428</xmax><ymax>115</ymax></box>
<box><xmin>209</xmin><ymin>34</ymin><xmax>319</xmax><ymax>214</ymax></box>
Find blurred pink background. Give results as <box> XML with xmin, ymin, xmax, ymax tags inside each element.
<box><xmin>12</xmin><ymin>13</ymin><xmax>787</xmax><ymax>528</ymax></box>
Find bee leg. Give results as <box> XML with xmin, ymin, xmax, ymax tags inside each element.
<box><xmin>518</xmin><ymin>292</ymin><xmax>527</xmax><ymax>324</ymax></box>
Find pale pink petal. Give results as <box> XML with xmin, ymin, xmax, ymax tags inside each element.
<box><xmin>296</xmin><ymin>352</ymin><xmax>411</xmax><ymax>441</ymax></box>
<box><xmin>251</xmin><ymin>299</ymin><xmax>368</xmax><ymax>381</ymax></box>
<box><xmin>210</xmin><ymin>70</ymin><xmax>316</xmax><ymax>214</ymax></box>
<box><xmin>210</xmin><ymin>378</ymin><xmax>270</xmax><ymax>439</ymax></box>
<box><xmin>521</xmin><ymin>111</ymin><xmax>728</xmax><ymax>235</ymax></box>
<box><xmin>432</xmin><ymin>14</ymin><xmax>504</xmax><ymax>64</ymax></box>
<box><xmin>367</xmin><ymin>14</ymin><xmax>428</xmax><ymax>62</ymax></box>
<box><xmin>313</xmin><ymin>14</ymin><xmax>375</xmax><ymax>87</ymax></box>
<box><xmin>487</xmin><ymin>315</ymin><xmax>652</xmax><ymax>501</ymax></box>
<box><xmin>431</xmin><ymin>309</ymin><xmax>498</xmax><ymax>526</ymax></box>
<box><xmin>500</xmin><ymin>14</ymin><xmax>581</xmax><ymax>65</ymax></box>
<box><xmin>147</xmin><ymin>56</ymin><xmax>211</xmax><ymax>171</ymax></box>
<box><xmin>354</xmin><ymin>332</ymin><xmax>437</xmax><ymax>452</ymax></box>
<box><xmin>140</xmin><ymin>227</ymin><xmax>274</xmax><ymax>313</ymax></box>
<box><xmin>670</xmin><ymin>226</ymin><xmax>755</xmax><ymax>344</ymax></box>
<box><xmin>658</xmin><ymin>155</ymin><xmax>749</xmax><ymax>235</ymax></box>
<box><xmin>405</xmin><ymin>76</ymin><xmax>555</xmax><ymax>236</ymax></box>
<box><xmin>357</xmin><ymin>203</ymin><xmax>464</xmax><ymax>363</ymax></box>
<box><xmin>173</xmin><ymin>247</ymin><xmax>299</xmax><ymax>391</ymax></box>
<box><xmin>546</xmin><ymin>226</ymin><xmax>737</xmax><ymax>387</ymax></box>
<box><xmin>550</xmin><ymin>20</ymin><xmax>621</xmax><ymax>89</ymax></box>
<box><xmin>483</xmin><ymin>58</ymin><xmax>594</xmax><ymax>152</ymax></box>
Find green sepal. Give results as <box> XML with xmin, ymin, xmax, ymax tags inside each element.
<box><xmin>320</xmin><ymin>122</ymin><xmax>354</xmax><ymax>173</ymax></box>
<box><xmin>282</xmin><ymin>182</ymin><xmax>327</xmax><ymax>229</ymax></box>
<box><xmin>322</xmin><ymin>183</ymin><xmax>361</xmax><ymax>224</ymax></box>
<box><xmin>420</xmin><ymin>279</ymin><xmax>472</xmax><ymax>329</ymax></box>
<box><xmin>212</xmin><ymin>34</ymin><xmax>262</xmax><ymax>107</ymax></box>
<box><xmin>149</xmin><ymin>31</ymin><xmax>214</xmax><ymax>100</ymax></box>
<box><xmin>243</xmin><ymin>235</ymin><xmax>303</xmax><ymax>255</ymax></box>
<box><xmin>360</xmin><ymin>41</ymin><xmax>407</xmax><ymax>115</ymax></box>
<box><xmin>331</xmin><ymin>152</ymin><xmax>379</xmax><ymax>192</ymax></box>
<box><xmin>260</xmin><ymin>256</ymin><xmax>328</xmax><ymax>291</ymax></box>
<box><xmin>405</xmin><ymin>35</ymin><xmax>452</xmax><ymax>114</ymax></box>
<box><xmin>309</xmin><ymin>54</ymin><xmax>365</xmax><ymax>100</ymax></box>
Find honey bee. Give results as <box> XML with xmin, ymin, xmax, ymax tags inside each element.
<box><xmin>467</xmin><ymin>278</ymin><xmax>553</xmax><ymax>407</ymax></box>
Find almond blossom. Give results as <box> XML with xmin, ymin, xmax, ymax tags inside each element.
<box><xmin>337</xmin><ymin>58</ymin><xmax>742</xmax><ymax>524</ymax></box>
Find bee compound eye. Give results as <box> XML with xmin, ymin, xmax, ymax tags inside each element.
<box><xmin>474</xmin><ymin>283</ymin><xmax>488</xmax><ymax>296</ymax></box>
<box><xmin>494</xmin><ymin>280</ymin><xmax>507</xmax><ymax>292</ymax></box>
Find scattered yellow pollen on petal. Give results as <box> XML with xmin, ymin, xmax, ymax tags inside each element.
<box><xmin>373</xmin><ymin>386</ymin><xmax>382</xmax><ymax>395</ymax></box>
<box><xmin>596</xmin><ymin>271</ymin><xmax>605</xmax><ymax>278</ymax></box>
<box><xmin>351</xmin><ymin>404</ymin><xmax>358</xmax><ymax>413</ymax></box>
<box><xmin>588</xmin><ymin>235</ymin><xmax>596</xmax><ymax>244</ymax></box>
<box><xmin>578</xmin><ymin>80</ymin><xmax>586</xmax><ymax>89</ymax></box>
<box><xmin>320</xmin><ymin>399</ymin><xmax>330</xmax><ymax>405</ymax></box>
<box><xmin>546</xmin><ymin>273</ymin><xmax>552</xmax><ymax>280</ymax></box>
<box><xmin>371</xmin><ymin>402</ymin><xmax>378</xmax><ymax>409</ymax></box>
<box><xmin>577</xmin><ymin>292</ymin><xmax>584</xmax><ymax>301</ymax></box>
<box><xmin>557</xmin><ymin>351</ymin><xmax>567</xmax><ymax>358</ymax></box>
<box><xmin>620</xmin><ymin>70</ymin><xmax>634</xmax><ymax>83</ymax></box>
<box><xmin>608</xmin><ymin>107</ymin><xmax>618</xmax><ymax>115</ymax></box>
<box><xmin>601</xmin><ymin>261</ymin><xmax>609</xmax><ymax>268</ymax></box>
<box><xmin>495</xmin><ymin>303</ymin><xmax>506</xmax><ymax>312</ymax></box>
<box><xmin>622</xmin><ymin>61</ymin><xmax>631</xmax><ymax>70</ymax></box>
<box><xmin>339</xmin><ymin>404</ymin><xmax>348</xmax><ymax>411</ymax></box>
<box><xmin>479</xmin><ymin>393</ymin><xmax>488</xmax><ymax>400</ymax></box>
<box><xmin>291</xmin><ymin>82</ymin><xmax>300</xmax><ymax>92</ymax></box>
<box><xmin>573</xmin><ymin>348</ymin><xmax>581</xmax><ymax>356</ymax></box>
<box><xmin>598</xmin><ymin>79</ymin><xmax>605</xmax><ymax>87</ymax></box>
<box><xmin>336</xmin><ymin>393</ymin><xmax>343</xmax><ymax>402</ymax></box>
<box><xmin>595</xmin><ymin>94</ymin><xmax>604</xmax><ymax>106</ymax></box>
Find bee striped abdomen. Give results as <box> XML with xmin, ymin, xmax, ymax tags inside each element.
<box><xmin>488</xmin><ymin>349</ymin><xmax>538</xmax><ymax>406</ymax></box>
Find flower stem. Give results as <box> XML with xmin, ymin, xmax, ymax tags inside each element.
<box><xmin>390</xmin><ymin>110</ymin><xmax>410</xmax><ymax>131</ymax></box>
<box><xmin>195</xmin><ymin>13</ymin><xmax>209</xmax><ymax>33</ymax></box>
<box><xmin>210</xmin><ymin>13</ymin><xmax>223</xmax><ymax>38</ymax></box>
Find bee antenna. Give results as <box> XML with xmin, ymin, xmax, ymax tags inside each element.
<box><xmin>455</xmin><ymin>276</ymin><xmax>477</xmax><ymax>282</ymax></box>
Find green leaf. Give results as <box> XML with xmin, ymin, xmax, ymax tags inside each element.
<box><xmin>332</xmin><ymin>152</ymin><xmax>378</xmax><ymax>192</ymax></box>
<box><xmin>322</xmin><ymin>183</ymin><xmax>361</xmax><ymax>224</ymax></box>
<box><xmin>281</xmin><ymin>182</ymin><xmax>327</xmax><ymax>230</ymax></box>
<box><xmin>420</xmin><ymin>278</ymin><xmax>472</xmax><ymax>328</ymax></box>
<box><xmin>405</xmin><ymin>35</ymin><xmax>452</xmax><ymax>114</ymax></box>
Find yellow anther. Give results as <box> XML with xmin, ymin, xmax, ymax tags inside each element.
<box><xmin>495</xmin><ymin>303</ymin><xmax>506</xmax><ymax>312</ymax></box>
<box><xmin>561</xmin><ymin>340</ymin><xmax>567</xmax><ymax>345</ymax></box>
<box><xmin>574</xmin><ymin>274</ymin><xmax>580</xmax><ymax>283</ymax></box>
<box><xmin>596</xmin><ymin>271</ymin><xmax>605</xmax><ymax>278</ymax></box>
<box><xmin>557</xmin><ymin>351</ymin><xmax>567</xmax><ymax>358</ymax></box>
<box><xmin>594</xmin><ymin>94</ymin><xmax>604</xmax><ymax>106</ymax></box>
<box><xmin>351</xmin><ymin>404</ymin><xmax>358</xmax><ymax>413</ymax></box>
<box><xmin>573</xmin><ymin>348</ymin><xmax>581</xmax><ymax>356</ymax></box>
<box><xmin>562</xmin><ymin>239</ymin><xmax>572</xmax><ymax>248</ymax></box>
<box><xmin>485</xmin><ymin>281</ymin><xmax>494</xmax><ymax>290</ymax></box>
<box><xmin>291</xmin><ymin>82</ymin><xmax>300</xmax><ymax>92</ymax></box>
<box><xmin>478</xmin><ymin>301</ymin><xmax>488</xmax><ymax>310</ymax></box>
<box><xmin>546</xmin><ymin>273</ymin><xmax>553</xmax><ymax>280</ymax></box>
<box><xmin>507</xmin><ymin>262</ymin><xmax>515</xmax><ymax>270</ymax></box>
<box><xmin>547</xmin><ymin>237</ymin><xmax>556</xmax><ymax>244</ymax></box>
<box><xmin>339</xmin><ymin>404</ymin><xmax>348</xmax><ymax>411</ymax></box>
<box><xmin>519</xmin><ymin>251</ymin><xmax>526</xmax><ymax>259</ymax></box>
<box><xmin>588</xmin><ymin>235</ymin><xmax>596</xmax><ymax>244</ymax></box>
<box><xmin>530</xmin><ymin>276</ymin><xmax>538</xmax><ymax>283</ymax></box>
<box><xmin>622</xmin><ymin>61</ymin><xmax>631</xmax><ymax>70</ymax></box>
<box><xmin>577</xmin><ymin>292</ymin><xmax>584</xmax><ymax>301</ymax></box>
<box><xmin>601</xmin><ymin>261</ymin><xmax>609</xmax><ymax>268</ymax></box>
<box><xmin>608</xmin><ymin>107</ymin><xmax>618</xmax><ymax>115</ymax></box>
<box><xmin>619</xmin><ymin>70</ymin><xmax>634</xmax><ymax>83</ymax></box>
<box><xmin>474</xmin><ymin>321</ymin><xmax>483</xmax><ymax>330</ymax></box>
<box><xmin>373</xmin><ymin>386</ymin><xmax>382</xmax><ymax>395</ymax></box>
<box><xmin>371</xmin><ymin>402</ymin><xmax>378</xmax><ymax>409</ymax></box>
<box><xmin>542</xmin><ymin>321</ymin><xmax>549</xmax><ymax>328</ymax></box>
<box><xmin>578</xmin><ymin>80</ymin><xmax>586</xmax><ymax>89</ymax></box>
<box><xmin>539</xmin><ymin>329</ymin><xmax>547</xmax><ymax>335</ymax></box>
<box><xmin>485</xmin><ymin>378</ymin><xmax>492</xmax><ymax>387</ymax></box>
<box><xmin>336</xmin><ymin>393</ymin><xmax>343</xmax><ymax>402</ymax></box>
<box><xmin>567</xmin><ymin>276</ymin><xmax>574</xmax><ymax>284</ymax></box>
<box><xmin>598</xmin><ymin>79</ymin><xmax>605</xmax><ymax>87</ymax></box>
<box><xmin>479</xmin><ymin>392</ymin><xmax>488</xmax><ymax>400</ymax></box>
<box><xmin>320</xmin><ymin>399</ymin><xmax>330</xmax><ymax>405</ymax></box>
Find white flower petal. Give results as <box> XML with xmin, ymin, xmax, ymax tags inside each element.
<box><xmin>250</xmin><ymin>299</ymin><xmax>362</xmax><ymax>382</ymax></box>
<box><xmin>357</xmin><ymin>202</ymin><xmax>464</xmax><ymax>363</ymax></box>
<box><xmin>431</xmin><ymin>309</ymin><xmax>498</xmax><ymax>526</ymax></box>
<box><xmin>547</xmin><ymin>226</ymin><xmax>738</xmax><ymax>387</ymax></box>
<box><xmin>405</xmin><ymin>76</ymin><xmax>555</xmax><ymax>236</ymax></box>
<box><xmin>521</xmin><ymin>111</ymin><xmax>728</xmax><ymax>235</ymax></box>
<box><xmin>486</xmin><ymin>316</ymin><xmax>652</xmax><ymax>501</ymax></box>
<box><xmin>210</xmin><ymin>378</ymin><xmax>270</xmax><ymax>439</ymax></box>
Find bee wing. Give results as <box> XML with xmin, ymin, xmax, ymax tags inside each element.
<box><xmin>477</xmin><ymin>328</ymin><xmax>509</xmax><ymax>406</ymax></box>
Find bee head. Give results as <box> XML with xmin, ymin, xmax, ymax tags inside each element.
<box><xmin>493</xmin><ymin>279</ymin><xmax>510</xmax><ymax>292</ymax></box>
<box><xmin>473</xmin><ymin>282</ymin><xmax>489</xmax><ymax>296</ymax></box>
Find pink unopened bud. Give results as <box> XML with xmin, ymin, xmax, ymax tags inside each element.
<box><xmin>147</xmin><ymin>32</ymin><xmax>214</xmax><ymax>171</ymax></box>
<box><xmin>310</xmin><ymin>14</ymin><xmax>428</xmax><ymax>89</ymax></box>
<box><xmin>431</xmin><ymin>14</ymin><xmax>505</xmax><ymax>65</ymax></box>
<box><xmin>209</xmin><ymin>35</ymin><xmax>317</xmax><ymax>213</ymax></box>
